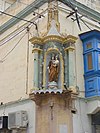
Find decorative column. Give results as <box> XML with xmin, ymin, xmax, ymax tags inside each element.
<box><xmin>64</xmin><ymin>42</ymin><xmax>75</xmax><ymax>88</ymax></box>
<box><xmin>48</xmin><ymin>0</ymin><xmax>60</xmax><ymax>31</ymax></box>
<box><xmin>32</xmin><ymin>49</ymin><xmax>39</xmax><ymax>88</ymax></box>
<box><xmin>39</xmin><ymin>51</ymin><xmax>43</xmax><ymax>89</ymax></box>
<box><xmin>32</xmin><ymin>47</ymin><xmax>43</xmax><ymax>89</ymax></box>
<box><xmin>64</xmin><ymin>50</ymin><xmax>68</xmax><ymax>87</ymax></box>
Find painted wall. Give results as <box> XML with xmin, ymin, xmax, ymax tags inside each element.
<box><xmin>86</xmin><ymin>98</ymin><xmax>100</xmax><ymax>114</ymax></box>
<box><xmin>73</xmin><ymin>98</ymin><xmax>92</xmax><ymax>133</ymax></box>
<box><xmin>0</xmin><ymin>99</ymin><xmax>35</xmax><ymax>133</ymax></box>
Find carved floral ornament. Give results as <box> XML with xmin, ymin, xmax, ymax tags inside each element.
<box><xmin>29</xmin><ymin>35</ymin><xmax>77</xmax><ymax>45</ymax></box>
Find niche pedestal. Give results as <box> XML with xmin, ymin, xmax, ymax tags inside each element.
<box><xmin>30</xmin><ymin>90</ymin><xmax>77</xmax><ymax>133</ymax></box>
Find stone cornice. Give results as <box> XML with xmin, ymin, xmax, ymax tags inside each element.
<box><xmin>29</xmin><ymin>90</ymin><xmax>78</xmax><ymax>105</ymax></box>
<box><xmin>32</xmin><ymin>48</ymin><xmax>43</xmax><ymax>53</ymax></box>
<box><xmin>29</xmin><ymin>35</ymin><xmax>77</xmax><ymax>44</ymax></box>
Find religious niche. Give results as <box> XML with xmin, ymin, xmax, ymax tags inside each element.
<box><xmin>47</xmin><ymin>53</ymin><xmax>59</xmax><ymax>89</ymax></box>
<box><xmin>48</xmin><ymin>54</ymin><xmax>59</xmax><ymax>83</ymax></box>
<box><xmin>30</xmin><ymin>34</ymin><xmax>77</xmax><ymax>91</ymax></box>
<box><xmin>43</xmin><ymin>48</ymin><xmax>64</xmax><ymax>90</ymax></box>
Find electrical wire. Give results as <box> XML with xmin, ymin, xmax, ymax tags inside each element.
<box><xmin>80</xmin><ymin>18</ymin><xmax>92</xmax><ymax>30</ymax></box>
<box><xmin>26</xmin><ymin>27</ymin><xmax>30</xmax><ymax>94</ymax></box>
<box><xmin>20</xmin><ymin>1</ymin><xmax>46</xmax><ymax>18</ymax></box>
<box><xmin>0</xmin><ymin>10</ymin><xmax>37</xmax><ymax>28</ymax></box>
<box><xmin>0</xmin><ymin>19</ymin><xmax>37</xmax><ymax>47</ymax></box>
<box><xmin>0</xmin><ymin>8</ymin><xmax>48</xmax><ymax>47</ymax></box>
<box><xmin>58</xmin><ymin>6</ymin><xmax>72</xmax><ymax>12</ymax></box>
<box><xmin>29</xmin><ymin>30</ymin><xmax>33</xmax><ymax>38</ymax></box>
<box><xmin>0</xmin><ymin>27</ymin><xmax>27</xmax><ymax>47</ymax></box>
<box><xmin>17</xmin><ymin>1</ymin><xmax>45</xmax><ymax>17</ymax></box>
<box><xmin>58</xmin><ymin>2</ymin><xmax>96</xmax><ymax>31</ymax></box>
<box><xmin>0</xmin><ymin>31</ymin><xmax>27</xmax><ymax>62</ymax></box>
<box><xmin>18</xmin><ymin>1</ymin><xmax>45</xmax><ymax>17</ymax></box>
<box><xmin>71</xmin><ymin>16</ymin><xmax>92</xmax><ymax>31</ymax></box>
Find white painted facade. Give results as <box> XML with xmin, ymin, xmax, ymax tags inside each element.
<box><xmin>73</xmin><ymin>98</ymin><xmax>92</xmax><ymax>133</ymax></box>
<box><xmin>0</xmin><ymin>99</ymin><xmax>35</xmax><ymax>133</ymax></box>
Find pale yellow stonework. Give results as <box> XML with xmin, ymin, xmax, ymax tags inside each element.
<box><xmin>30</xmin><ymin>91</ymin><xmax>77</xmax><ymax>133</ymax></box>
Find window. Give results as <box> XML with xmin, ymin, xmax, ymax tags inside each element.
<box><xmin>86</xmin><ymin>42</ymin><xmax>92</xmax><ymax>49</ymax></box>
<box><xmin>87</xmin><ymin>53</ymin><xmax>93</xmax><ymax>70</ymax></box>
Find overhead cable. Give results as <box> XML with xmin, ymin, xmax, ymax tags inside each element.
<box><xmin>80</xmin><ymin>18</ymin><xmax>92</xmax><ymax>30</ymax></box>
<box><xmin>0</xmin><ymin>10</ymin><xmax>37</xmax><ymax>28</ymax></box>
<box><xmin>0</xmin><ymin>27</ymin><xmax>26</xmax><ymax>47</ymax></box>
<box><xmin>26</xmin><ymin>27</ymin><xmax>30</xmax><ymax>94</ymax></box>
<box><xmin>0</xmin><ymin>31</ymin><xmax>27</xmax><ymax>62</ymax></box>
<box><xmin>0</xmin><ymin>8</ymin><xmax>48</xmax><ymax>47</ymax></box>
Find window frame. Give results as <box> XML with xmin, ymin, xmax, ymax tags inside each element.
<box><xmin>87</xmin><ymin>52</ymin><xmax>93</xmax><ymax>71</ymax></box>
<box><xmin>86</xmin><ymin>42</ymin><xmax>92</xmax><ymax>50</ymax></box>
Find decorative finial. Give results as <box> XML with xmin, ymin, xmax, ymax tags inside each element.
<box><xmin>48</xmin><ymin>0</ymin><xmax>60</xmax><ymax>31</ymax></box>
